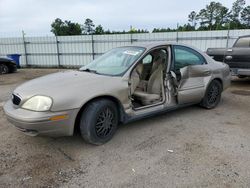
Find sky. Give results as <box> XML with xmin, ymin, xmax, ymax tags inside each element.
<box><xmin>0</xmin><ymin>0</ymin><xmax>249</xmax><ymax>36</ymax></box>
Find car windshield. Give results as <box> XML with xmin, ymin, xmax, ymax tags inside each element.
<box><xmin>79</xmin><ymin>46</ymin><xmax>145</xmax><ymax>76</ymax></box>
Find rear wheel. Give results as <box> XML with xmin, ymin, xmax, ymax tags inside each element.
<box><xmin>200</xmin><ymin>80</ymin><xmax>222</xmax><ymax>109</ymax></box>
<box><xmin>0</xmin><ymin>64</ymin><xmax>9</xmax><ymax>74</ymax></box>
<box><xmin>80</xmin><ymin>99</ymin><xmax>118</xmax><ymax>145</ymax></box>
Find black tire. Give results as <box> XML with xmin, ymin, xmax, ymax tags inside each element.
<box><xmin>80</xmin><ymin>99</ymin><xmax>119</xmax><ymax>145</ymax></box>
<box><xmin>200</xmin><ymin>80</ymin><xmax>222</xmax><ymax>109</ymax></box>
<box><xmin>0</xmin><ymin>64</ymin><xmax>9</xmax><ymax>74</ymax></box>
<box><xmin>9</xmin><ymin>65</ymin><xmax>17</xmax><ymax>73</ymax></box>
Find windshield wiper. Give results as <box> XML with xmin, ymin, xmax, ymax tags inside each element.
<box><xmin>80</xmin><ymin>68</ymin><xmax>104</xmax><ymax>75</ymax></box>
<box><xmin>80</xmin><ymin>68</ymin><xmax>98</xmax><ymax>73</ymax></box>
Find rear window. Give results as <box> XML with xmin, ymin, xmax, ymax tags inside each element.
<box><xmin>234</xmin><ymin>37</ymin><xmax>250</xmax><ymax>48</ymax></box>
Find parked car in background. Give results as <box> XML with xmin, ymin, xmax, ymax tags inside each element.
<box><xmin>0</xmin><ymin>57</ymin><xmax>17</xmax><ymax>74</ymax></box>
<box><xmin>207</xmin><ymin>35</ymin><xmax>250</xmax><ymax>78</ymax></box>
<box><xmin>4</xmin><ymin>42</ymin><xmax>231</xmax><ymax>145</ymax></box>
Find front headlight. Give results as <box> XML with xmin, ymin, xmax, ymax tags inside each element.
<box><xmin>22</xmin><ymin>96</ymin><xmax>52</xmax><ymax>112</ymax></box>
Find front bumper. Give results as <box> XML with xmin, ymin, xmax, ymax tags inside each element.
<box><xmin>231</xmin><ymin>68</ymin><xmax>250</xmax><ymax>76</ymax></box>
<box><xmin>3</xmin><ymin>100</ymin><xmax>79</xmax><ymax>137</ymax></box>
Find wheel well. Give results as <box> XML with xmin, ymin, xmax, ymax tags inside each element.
<box><xmin>206</xmin><ymin>78</ymin><xmax>223</xmax><ymax>92</ymax></box>
<box><xmin>73</xmin><ymin>96</ymin><xmax>126</xmax><ymax>134</ymax></box>
<box><xmin>201</xmin><ymin>78</ymin><xmax>223</xmax><ymax>102</ymax></box>
<box><xmin>213</xmin><ymin>78</ymin><xmax>223</xmax><ymax>89</ymax></box>
<box><xmin>0</xmin><ymin>62</ymin><xmax>7</xmax><ymax>66</ymax></box>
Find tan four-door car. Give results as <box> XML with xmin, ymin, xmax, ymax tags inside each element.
<box><xmin>4</xmin><ymin>42</ymin><xmax>231</xmax><ymax>145</ymax></box>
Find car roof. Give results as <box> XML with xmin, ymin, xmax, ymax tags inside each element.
<box><xmin>124</xmin><ymin>41</ymin><xmax>200</xmax><ymax>51</ymax></box>
<box><xmin>124</xmin><ymin>41</ymin><xmax>212</xmax><ymax>62</ymax></box>
<box><xmin>128</xmin><ymin>41</ymin><xmax>176</xmax><ymax>49</ymax></box>
<box><xmin>125</xmin><ymin>42</ymin><xmax>205</xmax><ymax>53</ymax></box>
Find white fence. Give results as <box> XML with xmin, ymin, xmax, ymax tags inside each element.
<box><xmin>0</xmin><ymin>29</ymin><xmax>250</xmax><ymax>68</ymax></box>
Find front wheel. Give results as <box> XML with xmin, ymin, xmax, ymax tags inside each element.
<box><xmin>200</xmin><ymin>80</ymin><xmax>222</xmax><ymax>109</ymax></box>
<box><xmin>0</xmin><ymin>64</ymin><xmax>9</xmax><ymax>74</ymax></box>
<box><xmin>80</xmin><ymin>99</ymin><xmax>118</xmax><ymax>145</ymax></box>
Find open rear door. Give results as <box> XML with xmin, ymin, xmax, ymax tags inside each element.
<box><xmin>177</xmin><ymin>65</ymin><xmax>210</xmax><ymax>104</ymax></box>
<box><xmin>171</xmin><ymin>45</ymin><xmax>212</xmax><ymax>104</ymax></box>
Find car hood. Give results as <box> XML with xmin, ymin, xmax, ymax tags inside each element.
<box><xmin>14</xmin><ymin>70</ymin><xmax>127</xmax><ymax>111</ymax></box>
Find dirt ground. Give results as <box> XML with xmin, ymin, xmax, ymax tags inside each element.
<box><xmin>0</xmin><ymin>69</ymin><xmax>250</xmax><ymax>188</ymax></box>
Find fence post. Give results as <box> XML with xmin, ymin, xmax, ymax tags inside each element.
<box><xmin>55</xmin><ymin>35</ymin><xmax>61</xmax><ymax>67</ymax></box>
<box><xmin>22</xmin><ymin>30</ymin><xmax>28</xmax><ymax>67</ymax></box>
<box><xmin>91</xmin><ymin>34</ymin><xmax>95</xmax><ymax>60</ymax></box>
<box><xmin>130</xmin><ymin>25</ymin><xmax>133</xmax><ymax>44</ymax></box>
<box><xmin>226</xmin><ymin>28</ymin><xmax>230</xmax><ymax>49</ymax></box>
<box><xmin>176</xmin><ymin>23</ymin><xmax>179</xmax><ymax>43</ymax></box>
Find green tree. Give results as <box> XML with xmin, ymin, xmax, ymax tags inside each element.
<box><xmin>230</xmin><ymin>0</ymin><xmax>246</xmax><ymax>22</ymax></box>
<box><xmin>95</xmin><ymin>25</ymin><xmax>105</xmax><ymax>34</ymax></box>
<box><xmin>65</xmin><ymin>21</ymin><xmax>82</xmax><ymax>35</ymax></box>
<box><xmin>104</xmin><ymin>29</ymin><xmax>111</xmax><ymax>34</ymax></box>
<box><xmin>241</xmin><ymin>6</ymin><xmax>250</xmax><ymax>27</ymax></box>
<box><xmin>128</xmin><ymin>28</ymin><xmax>149</xmax><ymax>33</ymax></box>
<box><xmin>51</xmin><ymin>18</ymin><xmax>64</xmax><ymax>36</ymax></box>
<box><xmin>83</xmin><ymin>18</ymin><xmax>95</xmax><ymax>34</ymax></box>
<box><xmin>197</xmin><ymin>2</ymin><xmax>227</xmax><ymax>30</ymax></box>
<box><xmin>229</xmin><ymin>0</ymin><xmax>246</xmax><ymax>29</ymax></box>
<box><xmin>188</xmin><ymin>11</ymin><xmax>198</xmax><ymax>27</ymax></box>
<box><xmin>51</xmin><ymin>18</ymin><xmax>82</xmax><ymax>36</ymax></box>
<box><xmin>184</xmin><ymin>0</ymin><xmax>250</xmax><ymax>31</ymax></box>
<box><xmin>178</xmin><ymin>23</ymin><xmax>196</xmax><ymax>31</ymax></box>
<box><xmin>140</xmin><ymin>29</ymin><xmax>149</xmax><ymax>33</ymax></box>
<box><xmin>152</xmin><ymin>28</ymin><xmax>175</xmax><ymax>33</ymax></box>
<box><xmin>215</xmin><ymin>6</ymin><xmax>230</xmax><ymax>29</ymax></box>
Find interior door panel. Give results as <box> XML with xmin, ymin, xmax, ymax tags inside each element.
<box><xmin>172</xmin><ymin>45</ymin><xmax>210</xmax><ymax>104</ymax></box>
<box><xmin>177</xmin><ymin>65</ymin><xmax>208</xmax><ymax>104</ymax></box>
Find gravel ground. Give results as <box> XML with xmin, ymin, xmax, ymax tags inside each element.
<box><xmin>0</xmin><ymin>69</ymin><xmax>250</xmax><ymax>188</ymax></box>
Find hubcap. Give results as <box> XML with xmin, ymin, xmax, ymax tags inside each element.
<box><xmin>95</xmin><ymin>107</ymin><xmax>115</xmax><ymax>138</ymax></box>
<box><xmin>207</xmin><ymin>84</ymin><xmax>220</xmax><ymax>105</ymax></box>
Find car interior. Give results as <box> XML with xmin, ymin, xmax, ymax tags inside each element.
<box><xmin>130</xmin><ymin>48</ymin><xmax>168</xmax><ymax>109</ymax></box>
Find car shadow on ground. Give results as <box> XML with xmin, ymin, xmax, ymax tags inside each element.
<box><xmin>231</xmin><ymin>77</ymin><xmax>250</xmax><ymax>87</ymax></box>
<box><xmin>49</xmin><ymin>105</ymin><xmax>200</xmax><ymax>147</ymax></box>
<box><xmin>230</xmin><ymin>77</ymin><xmax>250</xmax><ymax>96</ymax></box>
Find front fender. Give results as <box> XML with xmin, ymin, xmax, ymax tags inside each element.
<box><xmin>50</xmin><ymin>79</ymin><xmax>129</xmax><ymax>112</ymax></box>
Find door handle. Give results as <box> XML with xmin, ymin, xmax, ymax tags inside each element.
<box><xmin>227</xmin><ymin>49</ymin><xmax>233</xmax><ymax>52</ymax></box>
<box><xmin>225</xmin><ymin>55</ymin><xmax>233</xmax><ymax>60</ymax></box>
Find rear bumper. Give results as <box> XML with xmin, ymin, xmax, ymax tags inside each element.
<box><xmin>222</xmin><ymin>67</ymin><xmax>231</xmax><ymax>90</ymax></box>
<box><xmin>224</xmin><ymin>75</ymin><xmax>231</xmax><ymax>90</ymax></box>
<box><xmin>3</xmin><ymin>100</ymin><xmax>79</xmax><ymax>137</ymax></box>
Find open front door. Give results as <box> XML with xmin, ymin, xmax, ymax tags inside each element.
<box><xmin>172</xmin><ymin>45</ymin><xmax>211</xmax><ymax>104</ymax></box>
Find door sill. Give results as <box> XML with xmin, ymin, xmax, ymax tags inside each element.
<box><xmin>132</xmin><ymin>100</ymin><xmax>164</xmax><ymax>111</ymax></box>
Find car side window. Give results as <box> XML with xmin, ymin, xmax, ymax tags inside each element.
<box><xmin>142</xmin><ymin>54</ymin><xmax>153</xmax><ymax>64</ymax></box>
<box><xmin>173</xmin><ymin>46</ymin><xmax>205</xmax><ymax>70</ymax></box>
<box><xmin>234</xmin><ymin>37</ymin><xmax>250</xmax><ymax>48</ymax></box>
